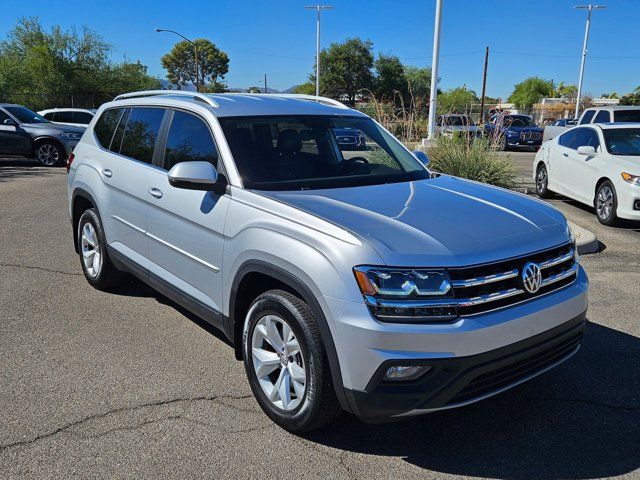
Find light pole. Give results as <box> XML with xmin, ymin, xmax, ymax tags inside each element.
<box><xmin>427</xmin><ymin>0</ymin><xmax>443</xmax><ymax>140</ymax></box>
<box><xmin>305</xmin><ymin>5</ymin><xmax>333</xmax><ymax>97</ymax></box>
<box><xmin>155</xmin><ymin>28</ymin><xmax>200</xmax><ymax>92</ymax></box>
<box><xmin>574</xmin><ymin>5</ymin><xmax>607</xmax><ymax>118</ymax></box>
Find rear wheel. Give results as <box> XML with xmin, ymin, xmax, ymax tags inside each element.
<box><xmin>35</xmin><ymin>141</ymin><xmax>65</xmax><ymax>167</ymax></box>
<box><xmin>77</xmin><ymin>208</ymin><xmax>123</xmax><ymax>290</ymax></box>
<box><xmin>243</xmin><ymin>290</ymin><xmax>341</xmax><ymax>432</ymax></box>
<box><xmin>536</xmin><ymin>164</ymin><xmax>553</xmax><ymax>199</ymax></box>
<box><xmin>595</xmin><ymin>181</ymin><xmax>619</xmax><ymax>226</ymax></box>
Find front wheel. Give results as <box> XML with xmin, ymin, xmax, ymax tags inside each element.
<box><xmin>595</xmin><ymin>181</ymin><xmax>619</xmax><ymax>226</ymax></box>
<box><xmin>243</xmin><ymin>290</ymin><xmax>341</xmax><ymax>432</ymax></box>
<box><xmin>536</xmin><ymin>164</ymin><xmax>553</xmax><ymax>199</ymax></box>
<box><xmin>35</xmin><ymin>141</ymin><xmax>65</xmax><ymax>167</ymax></box>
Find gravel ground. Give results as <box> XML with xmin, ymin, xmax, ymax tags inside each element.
<box><xmin>1</xmin><ymin>157</ymin><xmax>638</xmax><ymax>480</ymax></box>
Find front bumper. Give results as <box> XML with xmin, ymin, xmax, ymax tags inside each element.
<box><xmin>344</xmin><ymin>312</ymin><xmax>585</xmax><ymax>419</ymax></box>
<box><xmin>507</xmin><ymin>137</ymin><xmax>542</xmax><ymax>148</ymax></box>
<box><xmin>323</xmin><ymin>265</ymin><xmax>588</xmax><ymax>418</ymax></box>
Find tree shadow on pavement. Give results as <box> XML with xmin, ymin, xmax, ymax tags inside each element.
<box><xmin>304</xmin><ymin>321</ymin><xmax>640</xmax><ymax>480</ymax></box>
<box><xmin>0</xmin><ymin>157</ymin><xmax>63</xmax><ymax>182</ymax></box>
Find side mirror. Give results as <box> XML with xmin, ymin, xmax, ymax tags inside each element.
<box><xmin>576</xmin><ymin>145</ymin><xmax>597</xmax><ymax>156</ymax></box>
<box><xmin>412</xmin><ymin>150</ymin><xmax>430</xmax><ymax>167</ymax></box>
<box><xmin>168</xmin><ymin>161</ymin><xmax>223</xmax><ymax>192</ymax></box>
<box><xmin>3</xmin><ymin>118</ymin><xmax>17</xmax><ymax>127</ymax></box>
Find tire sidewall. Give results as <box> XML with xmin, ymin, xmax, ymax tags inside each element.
<box><xmin>242</xmin><ymin>293</ymin><xmax>321</xmax><ymax>431</ymax></box>
<box><xmin>77</xmin><ymin>209</ymin><xmax>108</xmax><ymax>287</ymax></box>
<box><xmin>596</xmin><ymin>181</ymin><xmax>618</xmax><ymax>226</ymax></box>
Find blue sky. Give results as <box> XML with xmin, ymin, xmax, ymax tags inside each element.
<box><xmin>2</xmin><ymin>0</ymin><xmax>639</xmax><ymax>98</ymax></box>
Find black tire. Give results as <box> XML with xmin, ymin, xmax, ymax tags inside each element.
<box><xmin>535</xmin><ymin>164</ymin><xmax>553</xmax><ymax>199</ymax></box>
<box><xmin>595</xmin><ymin>180</ymin><xmax>619</xmax><ymax>226</ymax></box>
<box><xmin>243</xmin><ymin>289</ymin><xmax>341</xmax><ymax>432</ymax></box>
<box><xmin>77</xmin><ymin>208</ymin><xmax>123</xmax><ymax>290</ymax></box>
<box><xmin>500</xmin><ymin>134</ymin><xmax>509</xmax><ymax>151</ymax></box>
<box><xmin>35</xmin><ymin>140</ymin><xmax>65</xmax><ymax>167</ymax></box>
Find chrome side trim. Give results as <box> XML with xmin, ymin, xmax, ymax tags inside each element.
<box><xmin>539</xmin><ymin>248</ymin><xmax>575</xmax><ymax>269</ymax></box>
<box><xmin>452</xmin><ymin>269</ymin><xmax>519</xmax><ymax>288</ymax></box>
<box><xmin>111</xmin><ymin>215</ymin><xmax>145</xmax><ymax>234</ymax></box>
<box><xmin>145</xmin><ymin>231</ymin><xmax>220</xmax><ymax>272</ymax></box>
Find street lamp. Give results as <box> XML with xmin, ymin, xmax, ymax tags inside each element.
<box><xmin>155</xmin><ymin>28</ymin><xmax>200</xmax><ymax>92</ymax></box>
<box><xmin>305</xmin><ymin>5</ymin><xmax>334</xmax><ymax>97</ymax></box>
<box><xmin>573</xmin><ymin>5</ymin><xmax>607</xmax><ymax>117</ymax></box>
<box><xmin>427</xmin><ymin>0</ymin><xmax>443</xmax><ymax>140</ymax></box>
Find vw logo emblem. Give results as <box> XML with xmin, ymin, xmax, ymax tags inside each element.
<box><xmin>521</xmin><ymin>262</ymin><xmax>542</xmax><ymax>294</ymax></box>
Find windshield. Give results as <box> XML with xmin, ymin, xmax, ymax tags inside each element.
<box><xmin>444</xmin><ymin>115</ymin><xmax>471</xmax><ymax>126</ymax></box>
<box><xmin>5</xmin><ymin>106</ymin><xmax>49</xmax><ymax>124</ymax></box>
<box><xmin>219</xmin><ymin>115</ymin><xmax>429</xmax><ymax>190</ymax></box>
<box><xmin>613</xmin><ymin>110</ymin><xmax>640</xmax><ymax>123</ymax></box>
<box><xmin>503</xmin><ymin>116</ymin><xmax>535</xmax><ymax>127</ymax></box>
<box><xmin>604</xmin><ymin>128</ymin><xmax>640</xmax><ymax>156</ymax></box>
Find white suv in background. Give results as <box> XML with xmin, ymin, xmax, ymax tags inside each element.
<box><xmin>38</xmin><ymin>108</ymin><xmax>96</xmax><ymax>128</ymax></box>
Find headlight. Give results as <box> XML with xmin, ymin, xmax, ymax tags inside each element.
<box><xmin>621</xmin><ymin>172</ymin><xmax>640</xmax><ymax>186</ymax></box>
<box><xmin>566</xmin><ymin>223</ymin><xmax>580</xmax><ymax>264</ymax></box>
<box><xmin>60</xmin><ymin>132</ymin><xmax>82</xmax><ymax>140</ymax></box>
<box><xmin>353</xmin><ymin>267</ymin><xmax>456</xmax><ymax>323</ymax></box>
<box><xmin>506</xmin><ymin>130</ymin><xmax>519</xmax><ymax>136</ymax></box>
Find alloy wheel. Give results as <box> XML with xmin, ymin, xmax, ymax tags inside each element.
<box><xmin>37</xmin><ymin>143</ymin><xmax>60</xmax><ymax>166</ymax></box>
<box><xmin>596</xmin><ymin>185</ymin><xmax>614</xmax><ymax>221</ymax></box>
<box><xmin>81</xmin><ymin>222</ymin><xmax>102</xmax><ymax>278</ymax></box>
<box><xmin>536</xmin><ymin>167</ymin><xmax>547</xmax><ymax>194</ymax></box>
<box><xmin>251</xmin><ymin>314</ymin><xmax>306</xmax><ymax>411</ymax></box>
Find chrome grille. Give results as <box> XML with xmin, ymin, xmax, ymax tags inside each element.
<box><xmin>367</xmin><ymin>243</ymin><xmax>577</xmax><ymax>322</ymax></box>
<box><xmin>520</xmin><ymin>131</ymin><xmax>542</xmax><ymax>141</ymax></box>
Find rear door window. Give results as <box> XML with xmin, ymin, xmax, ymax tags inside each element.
<box><xmin>579</xmin><ymin>110</ymin><xmax>596</xmax><ymax>124</ymax></box>
<box><xmin>73</xmin><ymin>111</ymin><xmax>94</xmax><ymax>124</ymax></box>
<box><xmin>93</xmin><ymin>108</ymin><xmax>124</xmax><ymax>150</ymax></box>
<box><xmin>119</xmin><ymin>107</ymin><xmax>166</xmax><ymax>164</ymax></box>
<box><xmin>593</xmin><ymin>110</ymin><xmax>611</xmax><ymax>123</ymax></box>
<box><xmin>55</xmin><ymin>111</ymin><xmax>74</xmax><ymax>123</ymax></box>
<box><xmin>42</xmin><ymin>112</ymin><xmax>56</xmax><ymax>121</ymax></box>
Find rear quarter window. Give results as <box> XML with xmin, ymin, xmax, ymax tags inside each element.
<box><xmin>93</xmin><ymin>108</ymin><xmax>124</xmax><ymax>149</ymax></box>
<box><xmin>119</xmin><ymin>107</ymin><xmax>166</xmax><ymax>164</ymax></box>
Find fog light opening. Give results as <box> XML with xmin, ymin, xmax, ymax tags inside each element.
<box><xmin>384</xmin><ymin>365</ymin><xmax>431</xmax><ymax>382</ymax></box>
<box><xmin>633</xmin><ymin>199</ymin><xmax>640</xmax><ymax>211</ymax></box>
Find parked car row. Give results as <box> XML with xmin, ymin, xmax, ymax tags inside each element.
<box><xmin>543</xmin><ymin>106</ymin><xmax>640</xmax><ymax>141</ymax></box>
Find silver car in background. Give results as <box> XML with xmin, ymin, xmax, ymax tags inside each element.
<box><xmin>67</xmin><ymin>91</ymin><xmax>588</xmax><ymax>432</ymax></box>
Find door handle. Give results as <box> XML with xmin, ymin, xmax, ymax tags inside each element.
<box><xmin>149</xmin><ymin>187</ymin><xmax>163</xmax><ymax>199</ymax></box>
<box><xmin>102</xmin><ymin>169</ymin><xmax>113</xmax><ymax>178</ymax></box>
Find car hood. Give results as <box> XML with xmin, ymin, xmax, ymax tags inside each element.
<box><xmin>260</xmin><ymin>175</ymin><xmax>569</xmax><ymax>267</ymax></box>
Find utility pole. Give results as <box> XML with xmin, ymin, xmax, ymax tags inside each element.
<box><xmin>264</xmin><ymin>74</ymin><xmax>268</xmax><ymax>94</ymax></box>
<box><xmin>305</xmin><ymin>5</ymin><xmax>334</xmax><ymax>96</ymax></box>
<box><xmin>574</xmin><ymin>5</ymin><xmax>607</xmax><ymax>118</ymax></box>
<box><xmin>427</xmin><ymin>0</ymin><xmax>443</xmax><ymax>140</ymax></box>
<box><xmin>479</xmin><ymin>46</ymin><xmax>489</xmax><ymax>124</ymax></box>
<box><xmin>155</xmin><ymin>28</ymin><xmax>200</xmax><ymax>92</ymax></box>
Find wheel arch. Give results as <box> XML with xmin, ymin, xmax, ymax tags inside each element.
<box><xmin>71</xmin><ymin>188</ymin><xmax>98</xmax><ymax>253</ymax></box>
<box><xmin>594</xmin><ymin>176</ymin><xmax>612</xmax><ymax>206</ymax></box>
<box><xmin>31</xmin><ymin>136</ymin><xmax>67</xmax><ymax>159</ymax></box>
<box><xmin>227</xmin><ymin>260</ymin><xmax>351</xmax><ymax>413</ymax></box>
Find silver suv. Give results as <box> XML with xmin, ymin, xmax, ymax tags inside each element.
<box><xmin>67</xmin><ymin>91</ymin><xmax>588</xmax><ymax>432</ymax></box>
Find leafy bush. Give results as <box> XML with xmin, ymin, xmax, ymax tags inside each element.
<box><xmin>425</xmin><ymin>136</ymin><xmax>517</xmax><ymax>189</ymax></box>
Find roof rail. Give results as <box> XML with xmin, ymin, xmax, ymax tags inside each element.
<box><xmin>113</xmin><ymin>90</ymin><xmax>219</xmax><ymax>108</ymax></box>
<box><xmin>274</xmin><ymin>94</ymin><xmax>349</xmax><ymax>109</ymax></box>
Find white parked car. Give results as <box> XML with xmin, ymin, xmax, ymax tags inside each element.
<box><xmin>534</xmin><ymin>123</ymin><xmax>640</xmax><ymax>225</ymax></box>
<box><xmin>38</xmin><ymin>108</ymin><xmax>96</xmax><ymax>128</ymax></box>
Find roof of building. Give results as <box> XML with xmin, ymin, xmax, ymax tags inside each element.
<box><xmin>111</xmin><ymin>91</ymin><xmax>366</xmax><ymax>118</ymax></box>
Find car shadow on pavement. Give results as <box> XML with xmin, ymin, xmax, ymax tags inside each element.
<box><xmin>0</xmin><ymin>157</ymin><xmax>62</xmax><ymax>182</ymax></box>
<box><xmin>304</xmin><ymin>321</ymin><xmax>640</xmax><ymax>480</ymax></box>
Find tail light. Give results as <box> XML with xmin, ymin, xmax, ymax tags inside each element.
<box><xmin>66</xmin><ymin>152</ymin><xmax>75</xmax><ymax>173</ymax></box>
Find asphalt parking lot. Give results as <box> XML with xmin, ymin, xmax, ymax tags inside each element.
<box><xmin>1</xmin><ymin>157</ymin><xmax>639</xmax><ymax>479</ymax></box>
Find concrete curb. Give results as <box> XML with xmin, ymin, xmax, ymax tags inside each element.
<box><xmin>568</xmin><ymin>221</ymin><xmax>599</xmax><ymax>255</ymax></box>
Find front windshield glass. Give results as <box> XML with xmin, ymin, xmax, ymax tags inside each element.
<box><xmin>5</xmin><ymin>106</ymin><xmax>49</xmax><ymax>124</ymax></box>
<box><xmin>604</xmin><ymin>128</ymin><xmax>640</xmax><ymax>156</ymax></box>
<box><xmin>219</xmin><ymin>115</ymin><xmax>429</xmax><ymax>190</ymax></box>
<box><xmin>504</xmin><ymin>116</ymin><xmax>534</xmax><ymax>127</ymax></box>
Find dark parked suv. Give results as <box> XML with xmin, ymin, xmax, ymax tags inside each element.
<box><xmin>0</xmin><ymin>104</ymin><xmax>84</xmax><ymax>166</ymax></box>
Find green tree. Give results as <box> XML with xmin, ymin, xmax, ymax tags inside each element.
<box><xmin>404</xmin><ymin>66</ymin><xmax>433</xmax><ymax>109</ymax></box>
<box><xmin>292</xmin><ymin>82</ymin><xmax>316</xmax><ymax>95</ymax></box>
<box><xmin>437</xmin><ymin>86</ymin><xmax>478</xmax><ymax>113</ymax></box>
<box><xmin>619</xmin><ymin>90</ymin><xmax>640</xmax><ymax>106</ymax></box>
<box><xmin>161</xmin><ymin>39</ymin><xmax>229</xmax><ymax>90</ymax></box>
<box><xmin>313</xmin><ymin>37</ymin><xmax>374</xmax><ymax>103</ymax></box>
<box><xmin>373</xmin><ymin>53</ymin><xmax>407</xmax><ymax>102</ymax></box>
<box><xmin>601</xmin><ymin>92</ymin><xmax>619</xmax><ymax>99</ymax></box>
<box><xmin>508</xmin><ymin>77</ymin><xmax>554</xmax><ymax>109</ymax></box>
<box><xmin>554</xmin><ymin>81</ymin><xmax>578</xmax><ymax>99</ymax></box>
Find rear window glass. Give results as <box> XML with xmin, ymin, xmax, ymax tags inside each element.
<box><xmin>119</xmin><ymin>107</ymin><xmax>165</xmax><ymax>164</ymax></box>
<box><xmin>613</xmin><ymin>110</ymin><xmax>640</xmax><ymax>123</ymax></box>
<box><xmin>93</xmin><ymin>108</ymin><xmax>124</xmax><ymax>149</ymax></box>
